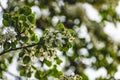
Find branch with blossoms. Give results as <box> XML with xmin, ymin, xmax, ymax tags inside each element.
<box><xmin>0</xmin><ymin>6</ymin><xmax>77</xmax><ymax>79</ymax></box>
<box><xmin>0</xmin><ymin>43</ymin><xmax>38</xmax><ymax>56</ymax></box>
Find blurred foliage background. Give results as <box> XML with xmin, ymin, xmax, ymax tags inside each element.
<box><xmin>0</xmin><ymin>0</ymin><xmax>120</xmax><ymax>80</ymax></box>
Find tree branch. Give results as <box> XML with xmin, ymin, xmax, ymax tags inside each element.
<box><xmin>0</xmin><ymin>43</ymin><xmax>39</xmax><ymax>56</ymax></box>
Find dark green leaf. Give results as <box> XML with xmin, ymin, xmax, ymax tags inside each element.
<box><xmin>3</xmin><ymin>42</ymin><xmax>11</xmax><ymax>50</ymax></box>
<box><xmin>23</xmin><ymin>6</ymin><xmax>32</xmax><ymax>15</ymax></box>
<box><xmin>27</xmin><ymin>71</ymin><xmax>32</xmax><ymax>77</ymax></box>
<box><xmin>8</xmin><ymin>56</ymin><xmax>13</xmax><ymax>63</ymax></box>
<box><xmin>62</xmin><ymin>47</ymin><xmax>69</xmax><ymax>52</ymax></box>
<box><xmin>44</xmin><ymin>59</ymin><xmax>52</xmax><ymax>67</ymax></box>
<box><xmin>23</xmin><ymin>22</ymin><xmax>29</xmax><ymax>27</ymax></box>
<box><xmin>2</xmin><ymin>19</ymin><xmax>10</xmax><ymax>26</ymax></box>
<box><xmin>43</xmin><ymin>30</ymin><xmax>49</xmax><ymax>35</ymax></box>
<box><xmin>49</xmin><ymin>65</ymin><xmax>63</xmax><ymax>78</ymax></box>
<box><xmin>31</xmin><ymin>34</ymin><xmax>38</xmax><ymax>42</ymax></box>
<box><xmin>35</xmin><ymin>70</ymin><xmax>41</xmax><ymax>79</ymax></box>
<box><xmin>59</xmin><ymin>45</ymin><xmax>69</xmax><ymax>52</ymax></box>
<box><xmin>67</xmin><ymin>42</ymin><xmax>72</xmax><ymax>48</ymax></box>
<box><xmin>0</xmin><ymin>72</ymin><xmax>3</xmax><ymax>78</ymax></box>
<box><xmin>20</xmin><ymin>69</ymin><xmax>26</xmax><ymax>76</ymax></box>
<box><xmin>12</xmin><ymin>16</ymin><xmax>19</xmax><ymax>22</ymax></box>
<box><xmin>0</xmin><ymin>63</ymin><xmax>7</xmax><ymax>71</ymax></box>
<box><xmin>3</xmin><ymin>13</ymin><xmax>10</xmax><ymax>20</ymax></box>
<box><xmin>18</xmin><ymin>8</ymin><xmax>24</xmax><ymax>14</ymax></box>
<box><xmin>19</xmin><ymin>52</ymin><xmax>25</xmax><ymax>57</ymax></box>
<box><xmin>27</xmin><ymin>14</ymin><xmax>36</xmax><ymax>24</ymax></box>
<box><xmin>19</xmin><ymin>6</ymin><xmax>31</xmax><ymax>15</ymax></box>
<box><xmin>21</xmin><ymin>36</ymin><xmax>29</xmax><ymax>43</ymax></box>
<box><xmin>55</xmin><ymin>57</ymin><xmax>62</xmax><ymax>65</ymax></box>
<box><xmin>23</xmin><ymin>56</ymin><xmax>31</xmax><ymax>64</ymax></box>
<box><xmin>19</xmin><ymin>15</ymin><xmax>26</xmax><ymax>21</ymax></box>
<box><xmin>28</xmin><ymin>29</ymin><xmax>34</xmax><ymax>34</ymax></box>
<box><xmin>31</xmin><ymin>65</ymin><xmax>37</xmax><ymax>70</ymax></box>
<box><xmin>11</xmin><ymin>41</ymin><xmax>17</xmax><ymax>49</ymax></box>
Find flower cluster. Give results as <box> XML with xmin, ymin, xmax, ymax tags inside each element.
<box><xmin>43</xmin><ymin>28</ymin><xmax>74</xmax><ymax>48</ymax></box>
<box><xmin>39</xmin><ymin>47</ymin><xmax>56</xmax><ymax>61</ymax></box>
<box><xmin>4</xmin><ymin>29</ymin><xmax>16</xmax><ymax>41</ymax></box>
<box><xmin>0</xmin><ymin>28</ymin><xmax>16</xmax><ymax>44</ymax></box>
<box><xmin>37</xmin><ymin>27</ymin><xmax>74</xmax><ymax>61</ymax></box>
<box><xmin>60</xmin><ymin>74</ymin><xmax>82</xmax><ymax>80</ymax></box>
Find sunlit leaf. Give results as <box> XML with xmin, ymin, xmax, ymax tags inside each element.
<box><xmin>58</xmin><ymin>23</ymin><xmax>65</xmax><ymax>32</ymax></box>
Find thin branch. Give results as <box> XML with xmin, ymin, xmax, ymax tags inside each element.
<box><xmin>0</xmin><ymin>43</ymin><xmax>39</xmax><ymax>56</ymax></box>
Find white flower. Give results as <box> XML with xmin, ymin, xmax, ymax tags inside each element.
<box><xmin>39</xmin><ymin>48</ymin><xmax>44</xmax><ymax>52</ymax></box>
<box><xmin>69</xmin><ymin>37</ymin><xmax>75</xmax><ymax>42</ymax></box>
<box><xmin>60</xmin><ymin>74</ymin><xmax>82</xmax><ymax>80</ymax></box>
<box><xmin>4</xmin><ymin>30</ymin><xmax>16</xmax><ymax>41</ymax></box>
<box><xmin>39</xmin><ymin>56</ymin><xmax>44</xmax><ymax>61</ymax></box>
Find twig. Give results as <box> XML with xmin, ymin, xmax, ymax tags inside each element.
<box><xmin>0</xmin><ymin>43</ymin><xmax>39</xmax><ymax>56</ymax></box>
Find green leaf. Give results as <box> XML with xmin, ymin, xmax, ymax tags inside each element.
<box><xmin>19</xmin><ymin>6</ymin><xmax>31</xmax><ymax>15</ymax></box>
<box><xmin>3</xmin><ymin>13</ymin><xmax>10</xmax><ymax>20</ymax></box>
<box><xmin>60</xmin><ymin>46</ymin><xmax>69</xmax><ymax>52</ymax></box>
<box><xmin>27</xmin><ymin>14</ymin><xmax>36</xmax><ymax>24</ymax></box>
<box><xmin>21</xmin><ymin>36</ymin><xmax>29</xmax><ymax>43</ymax></box>
<box><xmin>19</xmin><ymin>14</ymin><xmax>26</xmax><ymax>21</ymax></box>
<box><xmin>35</xmin><ymin>52</ymin><xmax>40</xmax><ymax>57</ymax></box>
<box><xmin>55</xmin><ymin>57</ymin><xmax>62</xmax><ymax>65</ymax></box>
<box><xmin>34</xmin><ymin>70</ymin><xmax>41</xmax><ymax>79</ymax></box>
<box><xmin>11</xmin><ymin>41</ymin><xmax>17</xmax><ymax>49</ymax></box>
<box><xmin>0</xmin><ymin>72</ymin><xmax>3</xmax><ymax>78</ymax></box>
<box><xmin>49</xmin><ymin>65</ymin><xmax>63</xmax><ymax>78</ymax></box>
<box><xmin>3</xmin><ymin>42</ymin><xmax>11</xmax><ymax>50</ymax></box>
<box><xmin>58</xmin><ymin>23</ymin><xmax>65</xmax><ymax>31</ymax></box>
<box><xmin>18</xmin><ymin>8</ymin><xmax>24</xmax><ymax>14</ymax></box>
<box><xmin>8</xmin><ymin>56</ymin><xmax>13</xmax><ymax>63</ymax></box>
<box><xmin>59</xmin><ymin>45</ymin><xmax>69</xmax><ymax>52</ymax></box>
<box><xmin>23</xmin><ymin>56</ymin><xmax>31</xmax><ymax>64</ymax></box>
<box><xmin>82</xmin><ymin>73</ymin><xmax>89</xmax><ymax>80</ymax></box>
<box><xmin>20</xmin><ymin>69</ymin><xmax>26</xmax><ymax>76</ymax></box>
<box><xmin>27</xmin><ymin>70</ymin><xmax>32</xmax><ymax>77</ymax></box>
<box><xmin>19</xmin><ymin>52</ymin><xmax>25</xmax><ymax>57</ymax></box>
<box><xmin>31</xmin><ymin>65</ymin><xmax>37</xmax><ymax>70</ymax></box>
<box><xmin>43</xmin><ymin>29</ymin><xmax>49</xmax><ymax>35</ymax></box>
<box><xmin>12</xmin><ymin>16</ymin><xmax>19</xmax><ymax>22</ymax></box>
<box><xmin>2</xmin><ymin>19</ymin><xmax>10</xmax><ymax>26</ymax></box>
<box><xmin>31</xmin><ymin>34</ymin><xmax>38</xmax><ymax>42</ymax></box>
<box><xmin>23</xmin><ymin>6</ymin><xmax>32</xmax><ymax>15</ymax></box>
<box><xmin>28</xmin><ymin>29</ymin><xmax>34</xmax><ymax>34</ymax></box>
<box><xmin>23</xmin><ymin>22</ymin><xmax>29</xmax><ymax>27</ymax></box>
<box><xmin>44</xmin><ymin>59</ymin><xmax>52</xmax><ymax>67</ymax></box>
<box><xmin>41</xmin><ymin>77</ymin><xmax>47</xmax><ymax>80</ymax></box>
<box><xmin>0</xmin><ymin>63</ymin><xmax>7</xmax><ymax>71</ymax></box>
<box><xmin>68</xmin><ymin>29</ymin><xmax>75</xmax><ymax>36</ymax></box>
<box><xmin>67</xmin><ymin>42</ymin><xmax>72</xmax><ymax>48</ymax></box>
<box><xmin>29</xmin><ymin>29</ymin><xmax>38</xmax><ymax>42</ymax></box>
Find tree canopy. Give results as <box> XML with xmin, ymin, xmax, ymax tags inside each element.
<box><xmin>0</xmin><ymin>0</ymin><xmax>120</xmax><ymax>80</ymax></box>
